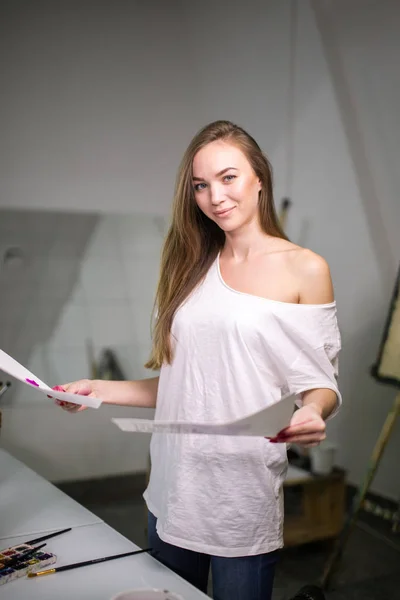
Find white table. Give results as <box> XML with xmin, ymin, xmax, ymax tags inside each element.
<box><xmin>0</xmin><ymin>450</ymin><xmax>208</xmax><ymax>599</ymax></box>
<box><xmin>0</xmin><ymin>449</ymin><xmax>102</xmax><ymax>540</ymax></box>
<box><xmin>1</xmin><ymin>523</ymin><xmax>209</xmax><ymax>599</ymax></box>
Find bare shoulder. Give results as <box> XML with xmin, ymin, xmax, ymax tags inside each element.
<box><xmin>293</xmin><ymin>248</ymin><xmax>331</xmax><ymax>277</ymax></box>
<box><xmin>291</xmin><ymin>248</ymin><xmax>334</xmax><ymax>304</ymax></box>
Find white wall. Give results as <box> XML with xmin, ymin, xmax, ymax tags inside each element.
<box><xmin>323</xmin><ymin>0</ymin><xmax>400</xmax><ymax>264</ymax></box>
<box><xmin>0</xmin><ymin>0</ymin><xmax>197</xmax><ymax>215</ymax></box>
<box><xmin>0</xmin><ymin>209</ymin><xmax>98</xmax><ymax>370</ymax></box>
<box><xmin>1</xmin><ymin>214</ymin><xmax>165</xmax><ymax>481</ymax></box>
<box><xmin>1</xmin><ymin>0</ymin><xmax>399</xmax><ymax>498</ymax></box>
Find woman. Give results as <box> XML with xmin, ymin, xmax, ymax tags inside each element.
<box><xmin>55</xmin><ymin>121</ymin><xmax>342</xmax><ymax>600</ymax></box>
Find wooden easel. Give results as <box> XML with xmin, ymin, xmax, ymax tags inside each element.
<box><xmin>321</xmin><ymin>263</ymin><xmax>400</xmax><ymax>589</ymax></box>
<box><xmin>321</xmin><ymin>392</ymin><xmax>400</xmax><ymax>588</ymax></box>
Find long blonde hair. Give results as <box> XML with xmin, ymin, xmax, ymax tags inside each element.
<box><xmin>145</xmin><ymin>120</ymin><xmax>287</xmax><ymax>370</ymax></box>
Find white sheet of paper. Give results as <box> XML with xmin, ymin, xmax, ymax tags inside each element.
<box><xmin>112</xmin><ymin>393</ymin><xmax>295</xmax><ymax>437</ymax></box>
<box><xmin>0</xmin><ymin>349</ymin><xmax>102</xmax><ymax>409</ymax></box>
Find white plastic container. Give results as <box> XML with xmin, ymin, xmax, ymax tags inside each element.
<box><xmin>309</xmin><ymin>441</ymin><xmax>336</xmax><ymax>475</ymax></box>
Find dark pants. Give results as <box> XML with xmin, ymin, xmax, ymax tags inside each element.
<box><xmin>148</xmin><ymin>512</ymin><xmax>279</xmax><ymax>600</ymax></box>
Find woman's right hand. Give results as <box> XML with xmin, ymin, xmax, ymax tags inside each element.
<box><xmin>51</xmin><ymin>377</ymin><xmax>158</xmax><ymax>411</ymax></box>
<box><xmin>52</xmin><ymin>379</ymin><xmax>100</xmax><ymax>413</ymax></box>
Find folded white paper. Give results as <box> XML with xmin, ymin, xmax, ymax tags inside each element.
<box><xmin>112</xmin><ymin>392</ymin><xmax>295</xmax><ymax>437</ymax></box>
<box><xmin>0</xmin><ymin>349</ymin><xmax>102</xmax><ymax>409</ymax></box>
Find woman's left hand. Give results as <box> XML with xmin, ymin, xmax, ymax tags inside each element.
<box><xmin>270</xmin><ymin>404</ymin><xmax>326</xmax><ymax>447</ymax></box>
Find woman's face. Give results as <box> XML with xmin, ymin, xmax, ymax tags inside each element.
<box><xmin>192</xmin><ymin>140</ymin><xmax>262</xmax><ymax>232</ymax></box>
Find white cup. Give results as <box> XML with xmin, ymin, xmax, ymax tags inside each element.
<box><xmin>111</xmin><ymin>590</ymin><xmax>184</xmax><ymax>600</ymax></box>
<box><xmin>310</xmin><ymin>440</ymin><xmax>336</xmax><ymax>475</ymax></box>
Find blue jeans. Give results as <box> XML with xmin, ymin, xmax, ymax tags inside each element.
<box><xmin>148</xmin><ymin>512</ymin><xmax>279</xmax><ymax>600</ymax></box>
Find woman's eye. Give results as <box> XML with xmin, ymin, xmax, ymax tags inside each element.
<box><xmin>194</xmin><ymin>182</ymin><xmax>207</xmax><ymax>191</ymax></box>
<box><xmin>223</xmin><ymin>175</ymin><xmax>236</xmax><ymax>182</ymax></box>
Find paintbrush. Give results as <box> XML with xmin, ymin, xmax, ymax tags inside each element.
<box><xmin>24</xmin><ymin>527</ymin><xmax>72</xmax><ymax>545</ymax></box>
<box><xmin>0</xmin><ymin>543</ymin><xmax>47</xmax><ymax>570</ymax></box>
<box><xmin>28</xmin><ymin>547</ymin><xmax>152</xmax><ymax>577</ymax></box>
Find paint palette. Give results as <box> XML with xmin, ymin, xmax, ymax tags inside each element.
<box><xmin>0</xmin><ymin>543</ymin><xmax>57</xmax><ymax>586</ymax></box>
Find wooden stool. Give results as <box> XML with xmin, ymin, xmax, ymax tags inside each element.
<box><xmin>283</xmin><ymin>465</ymin><xmax>346</xmax><ymax>547</ymax></box>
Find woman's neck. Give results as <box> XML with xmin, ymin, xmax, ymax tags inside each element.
<box><xmin>222</xmin><ymin>221</ymin><xmax>276</xmax><ymax>262</ymax></box>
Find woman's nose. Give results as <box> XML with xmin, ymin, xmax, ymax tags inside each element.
<box><xmin>210</xmin><ymin>184</ymin><xmax>225</xmax><ymax>205</ymax></box>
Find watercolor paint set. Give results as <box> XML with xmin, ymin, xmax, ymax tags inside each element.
<box><xmin>0</xmin><ymin>542</ymin><xmax>57</xmax><ymax>586</ymax></box>
<box><xmin>0</xmin><ymin>527</ymin><xmax>150</xmax><ymax>587</ymax></box>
